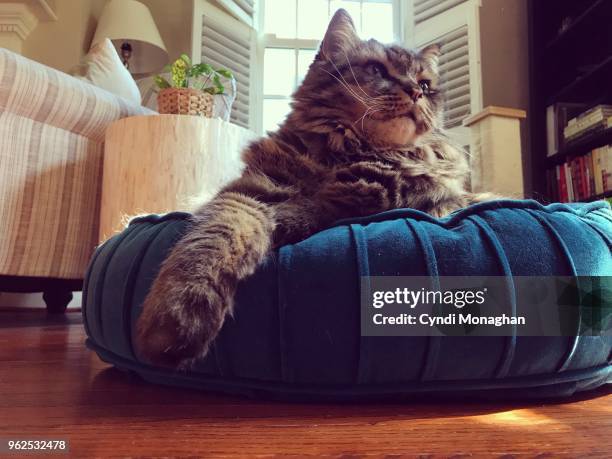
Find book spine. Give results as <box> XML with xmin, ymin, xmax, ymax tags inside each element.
<box><xmin>580</xmin><ymin>155</ymin><xmax>588</xmax><ymax>199</ymax></box>
<box><xmin>565</xmin><ymin>122</ymin><xmax>607</xmax><ymax>142</ymax></box>
<box><xmin>603</xmin><ymin>146</ymin><xmax>612</xmax><ymax>193</ymax></box>
<box><xmin>564</xmin><ymin>110</ymin><xmax>612</xmax><ymax>138</ymax></box>
<box><xmin>593</xmin><ymin>147</ymin><xmax>604</xmax><ymax>195</ymax></box>
<box><xmin>572</xmin><ymin>159</ymin><xmax>581</xmax><ymax>201</ymax></box>
<box><xmin>565</xmin><ymin>162</ymin><xmax>573</xmax><ymax>202</ymax></box>
<box><xmin>559</xmin><ymin>164</ymin><xmax>567</xmax><ymax>202</ymax></box>
<box><xmin>548</xmin><ymin>168</ymin><xmax>557</xmax><ymax>202</ymax></box>
<box><xmin>586</xmin><ymin>153</ymin><xmax>594</xmax><ymax>198</ymax></box>
<box><xmin>547</xmin><ymin>105</ymin><xmax>557</xmax><ymax>156</ymax></box>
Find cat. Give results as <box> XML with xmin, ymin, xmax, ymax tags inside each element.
<box><xmin>135</xmin><ymin>9</ymin><xmax>493</xmax><ymax>368</ymax></box>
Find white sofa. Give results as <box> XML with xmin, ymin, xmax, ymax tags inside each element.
<box><xmin>0</xmin><ymin>48</ymin><xmax>155</xmax><ymax>311</ymax></box>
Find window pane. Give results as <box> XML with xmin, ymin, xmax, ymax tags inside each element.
<box><xmin>296</xmin><ymin>0</ymin><xmax>329</xmax><ymax>39</ymax></box>
<box><xmin>263</xmin><ymin>98</ymin><xmax>292</xmax><ymax>132</ymax></box>
<box><xmin>264</xmin><ymin>48</ymin><xmax>296</xmax><ymax>96</ymax></box>
<box><xmin>297</xmin><ymin>49</ymin><xmax>318</xmax><ymax>84</ymax></box>
<box><xmin>329</xmin><ymin>0</ymin><xmax>362</xmax><ymax>33</ymax></box>
<box><xmin>265</xmin><ymin>0</ymin><xmax>297</xmax><ymax>38</ymax></box>
<box><xmin>362</xmin><ymin>1</ymin><xmax>394</xmax><ymax>42</ymax></box>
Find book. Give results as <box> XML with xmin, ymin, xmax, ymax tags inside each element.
<box><xmin>580</xmin><ymin>156</ymin><xmax>588</xmax><ymax>199</ymax></box>
<box><xmin>570</xmin><ymin>159</ymin><xmax>579</xmax><ymax>200</ymax></box>
<box><xmin>602</xmin><ymin>146</ymin><xmax>612</xmax><ymax>192</ymax></box>
<box><xmin>564</xmin><ymin>119</ymin><xmax>610</xmax><ymax>143</ymax></box>
<box><xmin>593</xmin><ymin>147</ymin><xmax>605</xmax><ymax>195</ymax></box>
<box><xmin>585</xmin><ymin>153</ymin><xmax>594</xmax><ymax>197</ymax></box>
<box><xmin>548</xmin><ymin>145</ymin><xmax>612</xmax><ymax>202</ymax></box>
<box><xmin>546</xmin><ymin>105</ymin><xmax>557</xmax><ymax>156</ymax></box>
<box><xmin>546</xmin><ymin>103</ymin><xmax>587</xmax><ymax>156</ymax></box>
<box><xmin>558</xmin><ymin>164</ymin><xmax>567</xmax><ymax>202</ymax></box>
<box><xmin>565</xmin><ymin>162</ymin><xmax>574</xmax><ymax>201</ymax></box>
<box><xmin>566</xmin><ymin>104</ymin><xmax>612</xmax><ymax>125</ymax></box>
<box><xmin>563</xmin><ymin>106</ymin><xmax>612</xmax><ymax>140</ymax></box>
<box><xmin>564</xmin><ymin>115</ymin><xmax>610</xmax><ymax>139</ymax></box>
<box><xmin>575</xmin><ymin>158</ymin><xmax>584</xmax><ymax>200</ymax></box>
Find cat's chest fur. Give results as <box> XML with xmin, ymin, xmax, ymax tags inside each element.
<box><xmin>322</xmin><ymin>143</ymin><xmax>469</xmax><ymax>211</ymax></box>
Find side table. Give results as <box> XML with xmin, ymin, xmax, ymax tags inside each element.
<box><xmin>100</xmin><ymin>115</ymin><xmax>255</xmax><ymax>241</ymax></box>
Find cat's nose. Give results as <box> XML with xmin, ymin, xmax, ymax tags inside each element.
<box><xmin>410</xmin><ymin>87</ymin><xmax>423</xmax><ymax>102</ymax></box>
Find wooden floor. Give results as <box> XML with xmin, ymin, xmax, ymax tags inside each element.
<box><xmin>0</xmin><ymin>310</ymin><xmax>610</xmax><ymax>457</ymax></box>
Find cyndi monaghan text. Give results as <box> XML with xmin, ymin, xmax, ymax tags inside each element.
<box><xmin>373</xmin><ymin>313</ymin><xmax>526</xmax><ymax>327</ymax></box>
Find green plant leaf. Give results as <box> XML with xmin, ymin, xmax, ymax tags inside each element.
<box><xmin>153</xmin><ymin>75</ymin><xmax>171</xmax><ymax>89</ymax></box>
<box><xmin>216</xmin><ymin>69</ymin><xmax>233</xmax><ymax>79</ymax></box>
<box><xmin>213</xmin><ymin>74</ymin><xmax>224</xmax><ymax>94</ymax></box>
<box><xmin>180</xmin><ymin>53</ymin><xmax>192</xmax><ymax>66</ymax></box>
<box><xmin>200</xmin><ymin>63</ymin><xmax>214</xmax><ymax>74</ymax></box>
<box><xmin>189</xmin><ymin>63</ymin><xmax>214</xmax><ymax>79</ymax></box>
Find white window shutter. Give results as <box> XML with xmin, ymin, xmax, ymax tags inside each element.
<box><xmin>213</xmin><ymin>0</ymin><xmax>256</xmax><ymax>26</ymax></box>
<box><xmin>201</xmin><ymin>16</ymin><xmax>252</xmax><ymax>128</ymax></box>
<box><xmin>192</xmin><ymin>0</ymin><xmax>256</xmax><ymax>129</ymax></box>
<box><xmin>437</xmin><ymin>26</ymin><xmax>470</xmax><ymax>128</ymax></box>
<box><xmin>408</xmin><ymin>0</ymin><xmax>482</xmax><ymax>134</ymax></box>
<box><xmin>414</xmin><ymin>0</ymin><xmax>468</xmax><ymax>25</ymax></box>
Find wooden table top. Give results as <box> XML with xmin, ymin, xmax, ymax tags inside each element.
<box><xmin>0</xmin><ymin>310</ymin><xmax>610</xmax><ymax>457</ymax></box>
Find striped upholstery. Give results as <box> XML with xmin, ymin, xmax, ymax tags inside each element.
<box><xmin>0</xmin><ymin>49</ymin><xmax>154</xmax><ymax>279</ymax></box>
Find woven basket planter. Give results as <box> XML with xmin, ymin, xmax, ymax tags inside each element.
<box><xmin>157</xmin><ymin>88</ymin><xmax>214</xmax><ymax>117</ymax></box>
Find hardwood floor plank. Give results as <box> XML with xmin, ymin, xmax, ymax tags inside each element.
<box><xmin>0</xmin><ymin>311</ymin><xmax>610</xmax><ymax>457</ymax></box>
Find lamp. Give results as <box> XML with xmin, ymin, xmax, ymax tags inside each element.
<box><xmin>91</xmin><ymin>0</ymin><xmax>168</xmax><ymax>74</ymax></box>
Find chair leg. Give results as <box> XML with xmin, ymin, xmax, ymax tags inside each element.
<box><xmin>43</xmin><ymin>287</ymin><xmax>73</xmax><ymax>313</ymax></box>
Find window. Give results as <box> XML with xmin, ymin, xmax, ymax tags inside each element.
<box><xmin>261</xmin><ymin>0</ymin><xmax>402</xmax><ymax>133</ymax></box>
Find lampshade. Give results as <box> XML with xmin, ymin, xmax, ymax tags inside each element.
<box><xmin>92</xmin><ymin>0</ymin><xmax>168</xmax><ymax>74</ymax></box>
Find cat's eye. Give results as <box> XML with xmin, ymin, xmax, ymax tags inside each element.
<box><xmin>367</xmin><ymin>63</ymin><xmax>385</xmax><ymax>76</ymax></box>
<box><xmin>418</xmin><ymin>79</ymin><xmax>432</xmax><ymax>93</ymax></box>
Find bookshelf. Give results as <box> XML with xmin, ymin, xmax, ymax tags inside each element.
<box><xmin>545</xmin><ymin>127</ymin><xmax>612</xmax><ymax>166</ymax></box>
<box><xmin>528</xmin><ymin>0</ymin><xmax>612</xmax><ymax>203</ymax></box>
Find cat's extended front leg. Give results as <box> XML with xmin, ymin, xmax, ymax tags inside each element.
<box><xmin>136</xmin><ymin>167</ymin><xmax>401</xmax><ymax>368</ymax></box>
<box><xmin>135</xmin><ymin>192</ymin><xmax>274</xmax><ymax>369</ymax></box>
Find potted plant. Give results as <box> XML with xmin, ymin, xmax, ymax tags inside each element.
<box><xmin>154</xmin><ymin>54</ymin><xmax>235</xmax><ymax>119</ymax></box>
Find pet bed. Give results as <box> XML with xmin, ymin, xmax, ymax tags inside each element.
<box><xmin>83</xmin><ymin>200</ymin><xmax>612</xmax><ymax>400</ymax></box>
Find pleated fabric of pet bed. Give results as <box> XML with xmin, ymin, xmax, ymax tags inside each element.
<box><xmin>83</xmin><ymin>199</ymin><xmax>612</xmax><ymax>400</ymax></box>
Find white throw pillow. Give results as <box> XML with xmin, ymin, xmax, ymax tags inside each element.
<box><xmin>135</xmin><ymin>74</ymin><xmax>160</xmax><ymax>111</ymax></box>
<box><xmin>75</xmin><ymin>38</ymin><xmax>141</xmax><ymax>105</ymax></box>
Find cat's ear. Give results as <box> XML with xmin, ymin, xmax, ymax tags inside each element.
<box><xmin>319</xmin><ymin>9</ymin><xmax>359</xmax><ymax>60</ymax></box>
<box><xmin>419</xmin><ymin>43</ymin><xmax>442</xmax><ymax>71</ymax></box>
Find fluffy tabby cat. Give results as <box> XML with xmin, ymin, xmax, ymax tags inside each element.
<box><xmin>136</xmin><ymin>9</ymin><xmax>492</xmax><ymax>368</ymax></box>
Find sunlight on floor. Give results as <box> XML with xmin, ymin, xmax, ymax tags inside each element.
<box><xmin>476</xmin><ymin>409</ymin><xmax>568</xmax><ymax>430</ymax></box>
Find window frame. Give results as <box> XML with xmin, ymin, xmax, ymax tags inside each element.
<box><xmin>256</xmin><ymin>0</ymin><xmax>407</xmax><ymax>135</ymax></box>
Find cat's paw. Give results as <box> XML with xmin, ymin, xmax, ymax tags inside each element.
<box><xmin>134</xmin><ymin>274</ymin><xmax>229</xmax><ymax>369</ymax></box>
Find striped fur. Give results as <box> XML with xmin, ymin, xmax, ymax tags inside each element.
<box><xmin>135</xmin><ymin>9</ymin><xmax>493</xmax><ymax>368</ymax></box>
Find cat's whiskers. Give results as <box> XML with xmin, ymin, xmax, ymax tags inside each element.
<box><xmin>326</xmin><ymin>56</ymin><xmax>374</xmax><ymax>102</ymax></box>
<box><xmin>362</xmin><ymin>108</ymin><xmax>384</xmax><ymax>133</ymax></box>
<box><xmin>319</xmin><ymin>68</ymin><xmax>378</xmax><ymax>109</ymax></box>
<box><xmin>339</xmin><ymin>50</ymin><xmax>371</xmax><ymax>100</ymax></box>
<box><xmin>353</xmin><ymin>105</ymin><xmax>384</xmax><ymax>133</ymax></box>
<box><xmin>323</xmin><ymin>57</ymin><xmax>387</xmax><ymax>107</ymax></box>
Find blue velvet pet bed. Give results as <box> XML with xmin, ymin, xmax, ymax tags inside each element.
<box><xmin>83</xmin><ymin>200</ymin><xmax>612</xmax><ymax>400</ymax></box>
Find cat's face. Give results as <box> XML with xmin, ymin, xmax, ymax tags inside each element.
<box><xmin>292</xmin><ymin>9</ymin><xmax>443</xmax><ymax>148</ymax></box>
